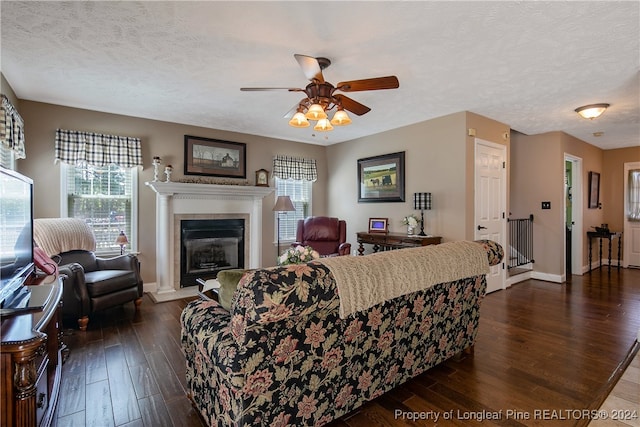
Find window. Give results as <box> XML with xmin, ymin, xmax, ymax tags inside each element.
<box><xmin>275</xmin><ymin>177</ymin><xmax>312</xmax><ymax>242</ymax></box>
<box><xmin>0</xmin><ymin>144</ymin><xmax>16</xmax><ymax>169</ymax></box>
<box><xmin>61</xmin><ymin>162</ymin><xmax>137</xmax><ymax>254</ymax></box>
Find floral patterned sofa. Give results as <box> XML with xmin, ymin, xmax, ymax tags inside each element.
<box><xmin>181</xmin><ymin>240</ymin><xmax>503</xmax><ymax>426</ymax></box>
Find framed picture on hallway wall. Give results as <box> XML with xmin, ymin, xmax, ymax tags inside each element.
<box><xmin>184</xmin><ymin>135</ymin><xmax>247</xmax><ymax>178</ymax></box>
<box><xmin>358</xmin><ymin>151</ymin><xmax>405</xmax><ymax>203</ymax></box>
<box><xmin>588</xmin><ymin>171</ymin><xmax>600</xmax><ymax>209</ymax></box>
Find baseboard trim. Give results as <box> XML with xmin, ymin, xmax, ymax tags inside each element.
<box><xmin>531</xmin><ymin>271</ymin><xmax>563</xmax><ymax>283</ymax></box>
<box><xmin>143</xmin><ymin>282</ymin><xmax>157</xmax><ymax>294</ymax></box>
<box><xmin>507</xmin><ymin>270</ymin><xmax>563</xmax><ymax>286</ymax></box>
<box><xmin>506</xmin><ymin>270</ymin><xmax>532</xmax><ymax>286</ymax></box>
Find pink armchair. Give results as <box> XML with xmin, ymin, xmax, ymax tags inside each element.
<box><xmin>293</xmin><ymin>216</ymin><xmax>351</xmax><ymax>256</ymax></box>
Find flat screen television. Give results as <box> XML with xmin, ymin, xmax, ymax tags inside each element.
<box><xmin>0</xmin><ymin>167</ymin><xmax>35</xmax><ymax>310</ymax></box>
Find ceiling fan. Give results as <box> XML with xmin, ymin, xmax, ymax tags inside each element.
<box><xmin>240</xmin><ymin>54</ymin><xmax>399</xmax><ymax>131</ymax></box>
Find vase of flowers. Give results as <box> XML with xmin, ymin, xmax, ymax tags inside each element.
<box><xmin>278</xmin><ymin>245</ymin><xmax>320</xmax><ymax>265</ymax></box>
<box><xmin>402</xmin><ymin>214</ymin><xmax>421</xmax><ymax>236</ymax></box>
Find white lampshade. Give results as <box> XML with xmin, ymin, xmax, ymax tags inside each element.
<box><xmin>330</xmin><ymin>109</ymin><xmax>352</xmax><ymax>126</ymax></box>
<box><xmin>575</xmin><ymin>103</ymin><xmax>609</xmax><ymax>120</ymax></box>
<box><xmin>314</xmin><ymin>118</ymin><xmax>334</xmax><ymax>131</ymax></box>
<box><xmin>289</xmin><ymin>112</ymin><xmax>310</xmax><ymax>128</ymax></box>
<box><xmin>305</xmin><ymin>103</ymin><xmax>327</xmax><ymax>120</ymax></box>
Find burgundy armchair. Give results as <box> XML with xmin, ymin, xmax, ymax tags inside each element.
<box><xmin>293</xmin><ymin>216</ymin><xmax>351</xmax><ymax>257</ymax></box>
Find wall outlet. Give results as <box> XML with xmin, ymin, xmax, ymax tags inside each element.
<box><xmin>541</xmin><ymin>201</ymin><xmax>551</xmax><ymax>209</ymax></box>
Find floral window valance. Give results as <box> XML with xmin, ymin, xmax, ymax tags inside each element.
<box><xmin>55</xmin><ymin>129</ymin><xmax>143</xmax><ymax>168</ymax></box>
<box><xmin>272</xmin><ymin>155</ymin><xmax>317</xmax><ymax>182</ymax></box>
<box><xmin>0</xmin><ymin>95</ymin><xmax>26</xmax><ymax>159</ymax></box>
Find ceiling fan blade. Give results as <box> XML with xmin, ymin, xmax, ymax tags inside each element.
<box><xmin>336</xmin><ymin>76</ymin><xmax>399</xmax><ymax>92</ymax></box>
<box><xmin>294</xmin><ymin>54</ymin><xmax>324</xmax><ymax>83</ymax></box>
<box><xmin>240</xmin><ymin>87</ymin><xmax>304</xmax><ymax>92</ymax></box>
<box><xmin>334</xmin><ymin>94</ymin><xmax>371</xmax><ymax>116</ymax></box>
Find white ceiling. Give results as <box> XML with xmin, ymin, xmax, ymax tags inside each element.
<box><xmin>1</xmin><ymin>1</ymin><xmax>639</xmax><ymax>149</ymax></box>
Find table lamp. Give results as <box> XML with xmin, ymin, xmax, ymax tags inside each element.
<box><xmin>115</xmin><ymin>230</ymin><xmax>129</xmax><ymax>255</ymax></box>
<box><xmin>414</xmin><ymin>192</ymin><xmax>432</xmax><ymax>236</ymax></box>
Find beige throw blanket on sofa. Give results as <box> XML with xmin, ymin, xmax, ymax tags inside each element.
<box><xmin>34</xmin><ymin>218</ymin><xmax>97</xmax><ymax>257</ymax></box>
<box><xmin>319</xmin><ymin>241</ymin><xmax>489</xmax><ymax>318</ymax></box>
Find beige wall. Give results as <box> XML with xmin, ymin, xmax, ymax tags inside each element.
<box><xmin>326</xmin><ymin>111</ymin><xmax>509</xmax><ymax>251</ymax></box>
<box><xmin>510</xmin><ymin>132</ymin><xmax>565</xmax><ymax>276</ymax></box>
<box><xmin>16</xmin><ymin>100</ymin><xmax>328</xmax><ymax>283</ymax></box>
<box><xmin>509</xmin><ymin>131</ymin><xmax>633</xmax><ymax>276</ymax></box>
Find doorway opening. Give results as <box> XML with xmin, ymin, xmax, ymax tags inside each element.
<box><xmin>564</xmin><ymin>154</ymin><xmax>583</xmax><ymax>277</ymax></box>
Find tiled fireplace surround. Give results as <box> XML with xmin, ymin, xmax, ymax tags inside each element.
<box><xmin>146</xmin><ymin>181</ymin><xmax>273</xmax><ymax>302</ymax></box>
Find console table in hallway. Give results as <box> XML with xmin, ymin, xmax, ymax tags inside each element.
<box><xmin>356</xmin><ymin>232</ymin><xmax>442</xmax><ymax>255</ymax></box>
<box><xmin>587</xmin><ymin>230</ymin><xmax>622</xmax><ymax>272</ymax></box>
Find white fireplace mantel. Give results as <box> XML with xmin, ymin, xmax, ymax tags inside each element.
<box><xmin>146</xmin><ymin>181</ymin><xmax>273</xmax><ymax>299</ymax></box>
<box><xmin>146</xmin><ymin>181</ymin><xmax>274</xmax><ymax>198</ymax></box>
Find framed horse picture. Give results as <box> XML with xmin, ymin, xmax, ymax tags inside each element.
<box><xmin>358</xmin><ymin>151</ymin><xmax>405</xmax><ymax>203</ymax></box>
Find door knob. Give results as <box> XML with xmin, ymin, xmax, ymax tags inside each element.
<box><xmin>477</xmin><ymin>225</ymin><xmax>487</xmax><ymax>230</ymax></box>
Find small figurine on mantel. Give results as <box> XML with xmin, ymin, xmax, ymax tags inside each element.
<box><xmin>152</xmin><ymin>156</ymin><xmax>162</xmax><ymax>182</ymax></box>
<box><xmin>164</xmin><ymin>164</ymin><xmax>173</xmax><ymax>182</ymax></box>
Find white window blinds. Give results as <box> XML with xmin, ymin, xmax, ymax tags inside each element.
<box><xmin>275</xmin><ymin>178</ymin><xmax>312</xmax><ymax>242</ymax></box>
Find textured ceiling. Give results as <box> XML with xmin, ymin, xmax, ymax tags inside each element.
<box><xmin>1</xmin><ymin>1</ymin><xmax>639</xmax><ymax>149</ymax></box>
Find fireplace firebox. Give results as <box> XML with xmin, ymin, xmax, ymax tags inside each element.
<box><xmin>180</xmin><ymin>219</ymin><xmax>245</xmax><ymax>287</ymax></box>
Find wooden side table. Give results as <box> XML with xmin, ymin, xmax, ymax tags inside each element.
<box><xmin>587</xmin><ymin>231</ymin><xmax>622</xmax><ymax>272</ymax></box>
<box><xmin>356</xmin><ymin>232</ymin><xmax>442</xmax><ymax>255</ymax></box>
<box><xmin>1</xmin><ymin>277</ymin><xmax>65</xmax><ymax>427</ymax></box>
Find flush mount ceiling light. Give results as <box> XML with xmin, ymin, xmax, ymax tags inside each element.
<box><xmin>575</xmin><ymin>103</ymin><xmax>610</xmax><ymax>120</ymax></box>
<box><xmin>241</xmin><ymin>54</ymin><xmax>399</xmax><ymax>132</ymax></box>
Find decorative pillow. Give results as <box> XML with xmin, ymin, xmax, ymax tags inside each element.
<box><xmin>216</xmin><ymin>269</ymin><xmax>247</xmax><ymax>310</ymax></box>
<box><xmin>474</xmin><ymin>239</ymin><xmax>504</xmax><ymax>266</ymax></box>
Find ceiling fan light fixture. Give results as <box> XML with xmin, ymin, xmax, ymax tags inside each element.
<box><xmin>330</xmin><ymin>109</ymin><xmax>352</xmax><ymax>126</ymax></box>
<box><xmin>575</xmin><ymin>103</ymin><xmax>610</xmax><ymax>120</ymax></box>
<box><xmin>314</xmin><ymin>118</ymin><xmax>334</xmax><ymax>132</ymax></box>
<box><xmin>305</xmin><ymin>103</ymin><xmax>327</xmax><ymax>120</ymax></box>
<box><xmin>289</xmin><ymin>112</ymin><xmax>310</xmax><ymax>128</ymax></box>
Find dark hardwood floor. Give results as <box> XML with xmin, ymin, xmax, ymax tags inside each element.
<box><xmin>53</xmin><ymin>267</ymin><xmax>640</xmax><ymax>427</ymax></box>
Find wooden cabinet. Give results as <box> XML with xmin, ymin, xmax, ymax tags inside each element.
<box><xmin>356</xmin><ymin>232</ymin><xmax>442</xmax><ymax>255</ymax></box>
<box><xmin>1</xmin><ymin>277</ymin><xmax>64</xmax><ymax>427</ymax></box>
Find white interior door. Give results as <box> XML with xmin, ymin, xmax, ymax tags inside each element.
<box><xmin>475</xmin><ymin>139</ymin><xmax>506</xmax><ymax>293</ymax></box>
<box><xmin>624</xmin><ymin>162</ymin><xmax>640</xmax><ymax>267</ymax></box>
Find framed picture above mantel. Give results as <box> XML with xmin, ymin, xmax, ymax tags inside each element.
<box><xmin>184</xmin><ymin>135</ymin><xmax>247</xmax><ymax>178</ymax></box>
<box><xmin>357</xmin><ymin>151</ymin><xmax>405</xmax><ymax>203</ymax></box>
